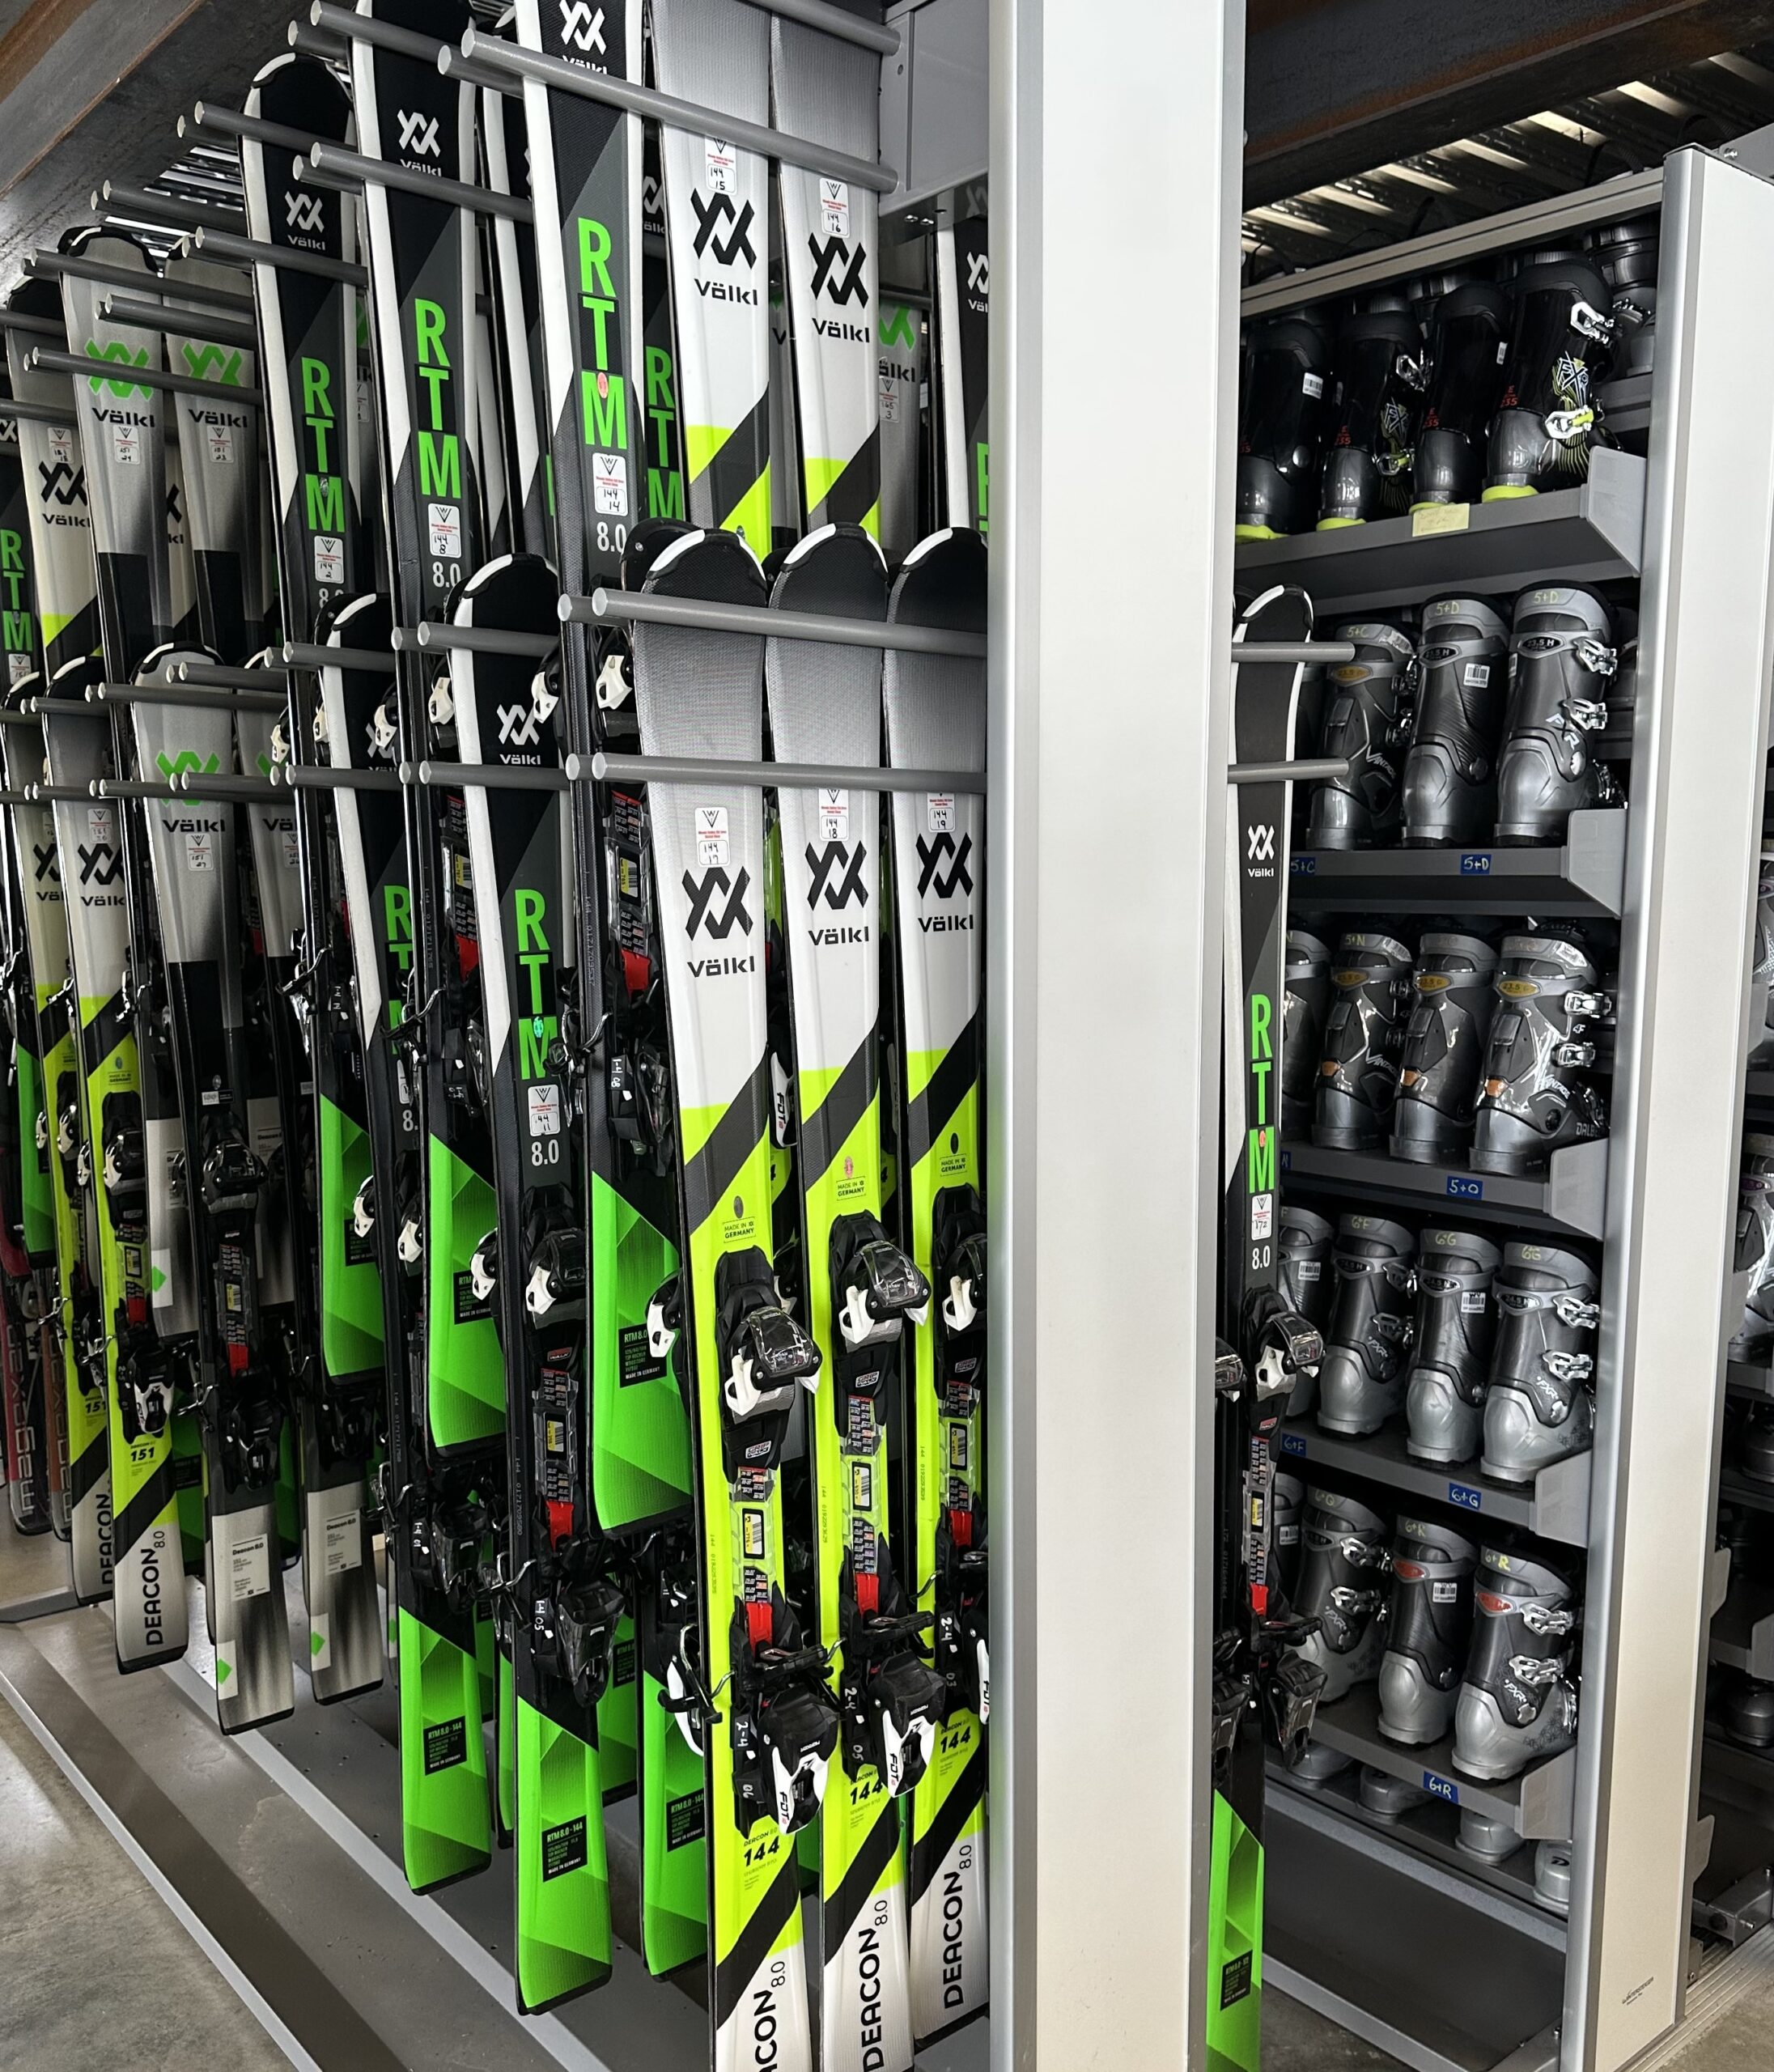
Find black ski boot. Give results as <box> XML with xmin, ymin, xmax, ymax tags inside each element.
<box><xmin>1485</xmin><ymin>258</ymin><xmax>1617</xmax><ymax>499</ymax></box>
<box><xmin>1495</xmin><ymin>586</ymin><xmax>1619</xmax><ymax>844</ymax></box>
<box><xmin>1739</xmin><ymin>1403</ymin><xmax>1774</xmax><ymax>1484</ymax></box>
<box><xmin>1315</xmin><ymin>1213</ymin><xmax>1416</xmax><ymax>1435</ymax></box>
<box><xmin>1289</xmin><ymin>1487</ymin><xmax>1392</xmax><ymax>1702</ymax></box>
<box><xmin>1313</xmin><ymin>932</ymin><xmax>1412</xmax><ymax>1150</ymax></box>
<box><xmin>1307</xmin><ymin>622</ymin><xmax>1415</xmax><ymax>850</ymax></box>
<box><xmin>1591</xmin><ymin>216</ymin><xmax>1658</xmax><ymax>376</ymax></box>
<box><xmin>1454</xmin><ymin>1548</ymin><xmax>1580</xmax><ymax>1780</ymax></box>
<box><xmin>1411</xmin><ymin>280</ymin><xmax>1513</xmax><ymax>510</ymax></box>
<box><xmin>1401</xmin><ymin>597</ymin><xmax>1510</xmax><ymax>847</ymax></box>
<box><xmin>1278</xmin><ymin>1204</ymin><xmax>1335</xmax><ymax>1417</ymax></box>
<box><xmin>1272</xmin><ymin>1471</ymin><xmax>1305</xmax><ymax>1602</ymax></box>
<box><xmin>1236</xmin><ymin>311</ymin><xmax>1336</xmax><ymax>539</ymax></box>
<box><xmin>1473</xmin><ymin>932</ymin><xmax>1611</xmax><ymax>1175</ymax></box>
<box><xmin>1729</xmin><ymin>1133</ymin><xmax>1774</xmax><ymax>1362</ymax></box>
<box><xmin>1725</xmin><ymin>1674</ymin><xmax>1774</xmax><ymax>1748</ymax></box>
<box><xmin>1283</xmin><ymin>932</ymin><xmax>1333</xmax><ymax>1137</ymax></box>
<box><xmin>1404</xmin><ymin>1227</ymin><xmax>1502</xmax><ymax>1465</ymax></box>
<box><xmin>1482</xmin><ymin>1242</ymin><xmax>1600</xmax><ymax>1484</ymax></box>
<box><xmin>1391</xmin><ymin>932</ymin><xmax>1500</xmax><ymax>1164</ymax></box>
<box><xmin>1316</xmin><ymin>300</ymin><xmax>1426</xmax><ymax>529</ymax></box>
<box><xmin>1377</xmin><ymin>1517</ymin><xmax>1478</xmax><ymax>1745</ymax></box>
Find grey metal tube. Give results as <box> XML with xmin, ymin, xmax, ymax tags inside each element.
<box><xmin>282</xmin><ymin>642</ymin><xmax>393</xmax><ymax>674</ymax></box>
<box><xmin>1228</xmin><ymin>754</ymin><xmax>1354</xmax><ymax>785</ymax></box>
<box><xmin>185</xmin><ymin>103</ymin><xmax>325</xmax><ymax>159</ymax></box>
<box><xmin>413</xmin><ymin>759</ymin><xmax>568</xmax><ymax>792</ymax></box>
<box><xmin>566</xmin><ymin>587</ymin><xmax>987</xmax><ymax>659</ymax></box>
<box><xmin>307</xmin><ymin>1</ymin><xmax>508</xmax><ymax>89</ymax></box>
<box><xmin>28</xmin><ymin>251</ymin><xmax>254</xmax><ymax>314</ymax></box>
<box><xmin>0</xmin><ymin>310</ymin><xmax>62</xmax><ymax>340</ymax></box>
<box><xmin>452</xmin><ymin>28</ymin><xmax>898</xmax><ymax>196</ymax></box>
<box><xmin>0</xmin><ymin>397</ymin><xmax>77</xmax><ymax>429</ymax></box>
<box><xmin>736</xmin><ymin>0</ymin><xmax>899</xmax><ymax>54</ymax></box>
<box><xmin>275</xmin><ymin>765</ymin><xmax>400</xmax><ymax>792</ymax></box>
<box><xmin>189</xmin><ymin>225</ymin><xmax>367</xmax><ymax>288</ymax></box>
<box><xmin>99</xmin><ymin>295</ymin><xmax>260</xmax><ymax>351</ymax></box>
<box><xmin>567</xmin><ymin>749</ymin><xmax>984</xmax><ymax>793</ymax></box>
<box><xmin>89</xmin><ymin>681</ymin><xmax>285</xmax><ymax>714</ymax></box>
<box><xmin>171</xmin><ymin>772</ymin><xmax>279</xmax><ymax>799</ymax></box>
<box><xmin>304</xmin><ymin>142</ymin><xmax>533</xmax><ymax>225</ymax></box>
<box><xmin>1234</xmin><ymin>640</ymin><xmax>1356</xmax><ymax>664</ymax></box>
<box><xmin>173</xmin><ymin>661</ymin><xmax>289</xmax><ymax>690</ymax></box>
<box><xmin>414</xmin><ymin>622</ymin><xmax>556</xmax><ymax>659</ymax></box>
<box><xmin>28</xmin><ymin>348</ymin><xmax>264</xmax><ymax>409</ymax></box>
<box><xmin>97</xmin><ymin>180</ymin><xmax>243</xmax><ymax>234</ymax></box>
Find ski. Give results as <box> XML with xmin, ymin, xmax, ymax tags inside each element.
<box><xmin>1208</xmin><ymin>584</ymin><xmax>1326</xmax><ymax>2072</ymax></box>
<box><xmin>933</xmin><ymin>215</ymin><xmax>987</xmax><ymax>536</ymax></box>
<box><xmin>874</xmin><ymin>295</ymin><xmax>924</xmax><ymax>565</ymax></box>
<box><xmin>883</xmin><ymin>527</ymin><xmax>989</xmax><ymax>2047</ymax></box>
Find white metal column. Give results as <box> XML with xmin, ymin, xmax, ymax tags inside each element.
<box><xmin>1567</xmin><ymin>145</ymin><xmax>1774</xmax><ymax>2072</ymax></box>
<box><xmin>989</xmin><ymin>0</ymin><xmax>1246</xmax><ymax>2065</ymax></box>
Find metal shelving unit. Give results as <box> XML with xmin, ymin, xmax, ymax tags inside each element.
<box><xmin>1288</xmin><ymin>808</ymin><xmax>1628</xmax><ymax>919</ymax></box>
<box><xmin>1280</xmin><ymin>1136</ymin><xmax>1610</xmax><ymax>1242</ymax></box>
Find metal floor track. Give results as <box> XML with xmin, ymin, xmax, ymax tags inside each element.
<box><xmin>0</xmin><ymin>1573</ymin><xmax>991</xmax><ymax>2072</ymax></box>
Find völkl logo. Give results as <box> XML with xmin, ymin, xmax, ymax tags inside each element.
<box><xmin>682</xmin><ymin>866</ymin><xmax>753</xmax><ymax>940</ymax></box>
<box><xmin>916</xmin><ymin>831</ymin><xmax>972</xmax><ymax>900</ymax></box>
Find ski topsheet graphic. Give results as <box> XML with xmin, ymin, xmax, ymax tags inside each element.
<box><xmin>875</xmin><ymin>297</ymin><xmax>923</xmax><ymax>563</ymax></box>
<box><xmin>650</xmin><ymin>0</ymin><xmax>772</xmax><ymax>550</ymax></box>
<box><xmin>766</xmin><ymin>524</ymin><xmax>941</xmax><ymax>2072</ymax></box>
<box><xmin>884</xmin><ymin>529</ymin><xmax>990</xmax><ymax>2047</ymax></box>
<box><xmin>935</xmin><ymin>215</ymin><xmax>988</xmax><ymax>536</ymax></box>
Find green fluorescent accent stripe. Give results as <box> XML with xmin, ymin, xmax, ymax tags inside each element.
<box><xmin>516</xmin><ymin>1695</ymin><xmax>613</xmax><ymax>2010</ymax></box>
<box><xmin>1204</xmin><ymin>1790</ymin><xmax>1263</xmax><ymax>2071</ymax></box>
<box><xmin>318</xmin><ymin>1094</ymin><xmax>384</xmax><ymax>1379</ymax></box>
<box><xmin>424</xmin><ymin>1135</ymin><xmax>504</xmax><ymax>1450</ymax></box>
<box><xmin>15</xmin><ymin>1048</ymin><xmax>53</xmax><ymax>1255</ymax></box>
<box><xmin>598</xmin><ymin>1613</ymin><xmax>638</xmax><ymax>1799</ymax></box>
<box><xmin>397</xmin><ymin>1605</ymin><xmax>491</xmax><ymax>1892</ymax></box>
<box><xmin>640</xmin><ymin>1664</ymin><xmax>706</xmax><ymax>1975</ymax></box>
<box><xmin>590</xmin><ymin>1173</ymin><xmax>687</xmax><ymax>1531</ymax></box>
<box><xmin>498</xmin><ymin>1645</ymin><xmax>516</xmax><ymax>1838</ymax></box>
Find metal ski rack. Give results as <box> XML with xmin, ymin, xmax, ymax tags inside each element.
<box><xmin>297</xmin><ymin>142</ymin><xmax>533</xmax><ymax>227</ymax></box>
<box><xmin>170</xmin><ymin>772</ymin><xmax>279</xmax><ymax>800</ymax></box>
<box><xmin>281</xmin><ymin>641</ymin><xmax>394</xmax><ymax>676</ymax></box>
<box><xmin>448</xmin><ymin>26</ymin><xmax>898</xmax><ymax>193</ymax></box>
<box><xmin>408</xmin><ymin>759</ymin><xmax>568</xmax><ymax>794</ymax></box>
<box><xmin>181</xmin><ymin>102</ymin><xmax>329</xmax><ymax>160</ymax></box>
<box><xmin>0</xmin><ymin>310</ymin><xmax>66</xmax><ymax>342</ymax></box>
<box><xmin>95</xmin><ymin>180</ymin><xmax>244</xmax><ymax>237</ymax></box>
<box><xmin>97</xmin><ymin>293</ymin><xmax>260</xmax><ymax>351</ymax></box>
<box><xmin>25</xmin><ymin>347</ymin><xmax>265</xmax><ymax>409</ymax></box>
<box><xmin>400</xmin><ymin>622</ymin><xmax>556</xmax><ymax>661</ymax></box>
<box><xmin>182</xmin><ymin>224</ymin><xmax>366</xmax><ymax>289</ymax></box>
<box><xmin>564</xmin><ymin>586</ymin><xmax>986</xmax><ymax>659</ymax></box>
<box><xmin>274</xmin><ymin>765</ymin><xmax>401</xmax><ymax>794</ymax></box>
<box><xmin>565</xmin><ymin>749</ymin><xmax>984</xmax><ymax>796</ymax></box>
<box><xmin>168</xmin><ymin>661</ymin><xmax>289</xmax><ymax>694</ymax></box>
<box><xmin>305</xmin><ymin>2</ymin><xmax>510</xmax><ymax>91</ymax></box>
<box><xmin>25</xmin><ymin>249</ymin><xmax>253</xmax><ymax>313</ymax></box>
<box><xmin>0</xmin><ymin>396</ymin><xmax>79</xmax><ymax>429</ymax></box>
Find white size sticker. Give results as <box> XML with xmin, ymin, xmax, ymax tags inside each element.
<box><xmin>705</xmin><ymin>137</ymin><xmax>736</xmax><ymax>194</ymax></box>
<box><xmin>111</xmin><ymin>423</ymin><xmax>142</xmax><ymax>465</ymax></box>
<box><xmin>528</xmin><ymin>1082</ymin><xmax>561</xmax><ymax>1137</ymax></box>
<box><xmin>324</xmin><ymin>1511</ymin><xmax>363</xmax><ymax>1577</ymax></box>
<box><xmin>1461</xmin><ymin>1291</ymin><xmax>1488</xmax><ymax>1313</ymax></box>
<box><xmin>1301</xmin><ymin>372</ymin><xmax>1325</xmax><ymax>399</ymax></box>
<box><xmin>8</xmin><ymin>650</ymin><xmax>32</xmax><ymax>685</ymax></box>
<box><xmin>591</xmin><ymin>449</ymin><xmax>628</xmax><ymax>515</ymax></box>
<box><xmin>696</xmin><ymin>805</ymin><xmax>729</xmax><ymax>868</ymax></box>
<box><xmin>820</xmin><ymin>179</ymin><xmax>850</xmax><ymax>237</ymax></box>
<box><xmin>1496</xmin><ymin>341</ymin><xmax>1509</xmax><ymax>364</ymax></box>
<box><xmin>880</xmin><ymin>378</ymin><xmax>899</xmax><ymax>423</ymax></box>
<box><xmin>428</xmin><ymin>502</ymin><xmax>461</xmax><ymax>559</ymax></box>
<box><xmin>1432</xmin><ymin>1581</ymin><xmax>1459</xmax><ymax>1603</ymax></box>
<box><xmin>230</xmin><ymin>1532</ymin><xmax>271</xmax><ymax>1602</ymax></box>
<box><xmin>1250</xmin><ymin>1191</ymin><xmax>1274</xmax><ymax>1242</ymax></box>
<box><xmin>818</xmin><ymin>787</ymin><xmax>848</xmax><ymax>840</ymax></box>
<box><xmin>356</xmin><ymin>376</ymin><xmax>371</xmax><ymax>423</ymax></box>
<box><xmin>183</xmin><ymin>830</ymin><xmax>214</xmax><ymax>873</ymax></box>
<box><xmin>87</xmin><ymin>806</ymin><xmax>111</xmax><ymax>843</ymax></box>
<box><xmin>206</xmin><ymin>426</ymin><xmax>236</xmax><ymax>465</ymax></box>
<box><xmin>927</xmin><ymin>792</ymin><xmax>954</xmax><ymax>834</ymax></box>
<box><xmin>314</xmin><ymin>533</ymin><xmax>344</xmax><ymax>586</ymax></box>
<box><xmin>1297</xmin><ymin>1259</ymin><xmax>1322</xmax><ymax>1280</ymax></box>
<box><xmin>1463</xmin><ymin>662</ymin><xmax>1491</xmax><ymax>688</ymax></box>
<box><xmin>281</xmin><ymin>827</ymin><xmax>300</xmax><ymax>872</ymax></box>
<box><xmin>49</xmin><ymin>427</ymin><xmax>74</xmax><ymax>468</ymax></box>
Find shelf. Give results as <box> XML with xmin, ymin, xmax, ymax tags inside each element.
<box><xmin>1288</xmin><ymin>807</ymin><xmax>1628</xmax><ymax>919</ymax></box>
<box><xmin>1275</xmin><ymin>1415</ymin><xmax>1591</xmax><ymax>1548</ymax></box>
<box><xmin>1728</xmin><ymin>1361</ymin><xmax>1774</xmax><ymax>1403</ymax></box>
<box><xmin>1721</xmin><ymin>1467</ymin><xmax>1774</xmax><ymax>1517</ymax></box>
<box><xmin>1746</xmin><ymin>1068</ymin><xmax>1774</xmax><ymax>1109</ymax></box>
<box><xmin>1306</xmin><ymin>1682</ymin><xmax>1577</xmax><ymax>1840</ymax></box>
<box><xmin>1280</xmin><ymin>1132</ymin><xmax>1609</xmax><ymax>1242</ymax></box>
<box><xmin>1712</xmin><ymin>1580</ymin><xmax>1774</xmax><ymax>1679</ymax></box>
<box><xmin>1234</xmin><ymin>445</ymin><xmax>1646</xmax><ymax>615</ymax></box>
<box><xmin>1599</xmin><ymin>371</ymin><xmax>1653</xmax><ymax>439</ymax></box>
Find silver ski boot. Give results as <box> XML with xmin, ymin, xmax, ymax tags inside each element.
<box><xmin>1481</xmin><ymin>1242</ymin><xmax>1599</xmax><ymax>1484</ymax></box>
<box><xmin>1316</xmin><ymin>1214</ymin><xmax>1416</xmax><ymax>1435</ymax></box>
<box><xmin>1314</xmin><ymin>932</ymin><xmax>1414</xmax><ymax>1150</ymax></box>
<box><xmin>1453</xmin><ymin>1548</ymin><xmax>1580</xmax><ymax>1781</ymax></box>
<box><xmin>1279</xmin><ymin>1206</ymin><xmax>1335</xmax><ymax>1418</ymax></box>
<box><xmin>1494</xmin><ymin>585</ymin><xmax>1619</xmax><ymax>844</ymax></box>
<box><xmin>1308</xmin><ymin>622</ymin><xmax>1416</xmax><ymax>850</ymax></box>
<box><xmin>1400</xmin><ymin>598</ymin><xmax>1510</xmax><ymax>847</ymax></box>
<box><xmin>1377</xmin><ymin>1517</ymin><xmax>1478</xmax><ymax>1745</ymax></box>
<box><xmin>1405</xmin><ymin>1227</ymin><xmax>1502</xmax><ymax>1464</ymax></box>
<box><xmin>1729</xmin><ymin>1134</ymin><xmax>1774</xmax><ymax>1364</ymax></box>
<box><xmin>1290</xmin><ymin>1487</ymin><xmax>1392</xmax><ymax>1703</ymax></box>
<box><xmin>1472</xmin><ymin>932</ymin><xmax>1611</xmax><ymax>1176</ymax></box>
<box><xmin>1534</xmin><ymin>1839</ymin><xmax>1575</xmax><ymax>1914</ymax></box>
<box><xmin>1283</xmin><ymin>932</ymin><xmax>1333</xmax><ymax>1139</ymax></box>
<box><xmin>1390</xmin><ymin>933</ymin><xmax>1500</xmax><ymax>1164</ymax></box>
<box><xmin>1360</xmin><ymin>1768</ymin><xmax>1431</xmax><ymax>1824</ymax></box>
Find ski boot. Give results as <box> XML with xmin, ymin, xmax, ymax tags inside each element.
<box><xmin>1591</xmin><ymin>216</ymin><xmax>1658</xmax><ymax>376</ymax></box>
<box><xmin>1495</xmin><ymin>587</ymin><xmax>1619</xmax><ymax>844</ymax></box>
<box><xmin>1535</xmin><ymin>1840</ymin><xmax>1576</xmax><ymax>1914</ymax></box>
<box><xmin>1739</xmin><ymin>1403</ymin><xmax>1774</xmax><ymax>1484</ymax></box>
<box><xmin>1729</xmin><ymin>1135</ymin><xmax>1774</xmax><ymax>1362</ymax></box>
<box><xmin>1236</xmin><ymin>310</ymin><xmax>1336</xmax><ymax>539</ymax></box>
<box><xmin>1272</xmin><ymin>1471</ymin><xmax>1306</xmax><ymax>1603</ymax></box>
<box><xmin>1313</xmin><ymin>931</ymin><xmax>1413</xmax><ymax>1150</ymax></box>
<box><xmin>1316</xmin><ymin>300</ymin><xmax>1426</xmax><ymax>529</ymax></box>
<box><xmin>1473</xmin><ymin>932</ymin><xmax>1611</xmax><ymax>1175</ymax></box>
<box><xmin>1283</xmin><ymin>931</ymin><xmax>1333</xmax><ymax>1137</ymax></box>
<box><xmin>1360</xmin><ymin>1767</ymin><xmax>1432</xmax><ymax>1823</ymax></box>
<box><xmin>1482</xmin><ymin>1242</ymin><xmax>1599</xmax><ymax>1484</ymax></box>
<box><xmin>1725</xmin><ymin>1673</ymin><xmax>1774</xmax><ymax>1748</ymax></box>
<box><xmin>1390</xmin><ymin>932</ymin><xmax>1500</xmax><ymax>1164</ymax></box>
<box><xmin>1485</xmin><ymin>258</ymin><xmax>1617</xmax><ymax>499</ymax></box>
<box><xmin>1749</xmin><ymin>856</ymin><xmax>1774</xmax><ymax>1066</ymax></box>
<box><xmin>1289</xmin><ymin>1487</ymin><xmax>1392</xmax><ymax>1703</ymax></box>
<box><xmin>1458</xmin><ymin>1809</ymin><xmax>1526</xmax><ymax>1863</ymax></box>
<box><xmin>1411</xmin><ymin>280</ymin><xmax>1513</xmax><ymax>509</ymax></box>
<box><xmin>1307</xmin><ymin>622</ymin><xmax>1415</xmax><ymax>849</ymax></box>
<box><xmin>1454</xmin><ymin>1548</ymin><xmax>1580</xmax><ymax>1780</ymax></box>
<box><xmin>1377</xmin><ymin>1516</ymin><xmax>1478</xmax><ymax>1745</ymax></box>
<box><xmin>1315</xmin><ymin>1214</ymin><xmax>1416</xmax><ymax>1434</ymax></box>
<box><xmin>1401</xmin><ymin>597</ymin><xmax>1510</xmax><ymax>846</ymax></box>
<box><xmin>1278</xmin><ymin>1205</ymin><xmax>1335</xmax><ymax>1417</ymax></box>
<box><xmin>1404</xmin><ymin>1227</ymin><xmax>1502</xmax><ymax>1464</ymax></box>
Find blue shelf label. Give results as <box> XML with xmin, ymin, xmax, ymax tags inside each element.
<box><xmin>1280</xmin><ymin>1149</ymin><xmax>1292</xmax><ymax>1172</ymax></box>
<box><xmin>1280</xmin><ymin>1431</ymin><xmax>1306</xmax><ymax>1458</ymax></box>
<box><xmin>1292</xmin><ymin>856</ymin><xmax>1317</xmax><ymax>877</ymax></box>
<box><xmin>1459</xmin><ymin>852</ymin><xmax>1492</xmax><ymax>876</ymax></box>
<box><xmin>1422</xmin><ymin>1772</ymin><xmax>1460</xmax><ymax>1806</ymax></box>
<box><xmin>1448</xmin><ymin>1482</ymin><xmax>1482</xmax><ymax>1514</ymax></box>
<box><xmin>1445</xmin><ymin>1174</ymin><xmax>1483</xmax><ymax>1201</ymax></box>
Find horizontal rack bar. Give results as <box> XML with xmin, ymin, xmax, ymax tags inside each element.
<box><xmin>0</xmin><ymin>789</ymin><xmax>31</xmax><ymax>805</ymax></box>
<box><xmin>186</xmin><ymin>225</ymin><xmax>366</xmax><ymax>288</ymax></box>
<box><xmin>568</xmin><ymin>587</ymin><xmax>986</xmax><ymax>658</ymax></box>
<box><xmin>25</xmin><ymin>784</ymin><xmax>99</xmax><ymax>802</ymax></box>
<box><xmin>410</xmin><ymin>622</ymin><xmax>556</xmax><ymax>660</ymax></box>
<box><xmin>452</xmin><ymin>28</ymin><xmax>898</xmax><ymax>196</ymax></box>
<box><xmin>172</xmin><ymin>772</ymin><xmax>278</xmax><ymax>799</ymax></box>
<box><xmin>184</xmin><ymin>103</ymin><xmax>327</xmax><ymax>162</ymax></box>
<box><xmin>172</xmin><ymin>660</ymin><xmax>288</xmax><ymax>690</ymax></box>
<box><xmin>27</xmin><ymin>251</ymin><xmax>254</xmax><ymax>314</ymax></box>
<box><xmin>288</xmin><ymin>20</ymin><xmax>345</xmax><ymax>62</ymax></box>
<box><xmin>91</xmin><ymin>677</ymin><xmax>287</xmax><ymax>714</ymax></box>
<box><xmin>100</xmin><ymin>294</ymin><xmax>260</xmax><ymax>351</ymax></box>
<box><xmin>0</xmin><ymin>707</ymin><xmax>44</xmax><ymax>728</ymax></box>
<box><xmin>274</xmin><ymin>764</ymin><xmax>401</xmax><ymax>792</ymax></box>
<box><xmin>0</xmin><ymin>310</ymin><xmax>64</xmax><ymax>340</ymax></box>
<box><xmin>567</xmin><ymin>749</ymin><xmax>983</xmax><ymax>793</ymax></box>
<box><xmin>0</xmin><ymin>396</ymin><xmax>77</xmax><ymax>429</ymax></box>
<box><xmin>1235</xmin><ymin>640</ymin><xmax>1356</xmax><ymax>664</ymax></box>
<box><xmin>1229</xmin><ymin>755</ymin><xmax>1352</xmax><ymax>786</ymax></box>
<box><xmin>96</xmin><ymin>180</ymin><xmax>243</xmax><ymax>234</ymax></box>
<box><xmin>282</xmin><ymin>641</ymin><xmax>393</xmax><ymax>674</ymax></box>
<box><xmin>307</xmin><ymin>2</ymin><xmax>511</xmax><ymax>91</ymax></box>
<box><xmin>736</xmin><ymin>0</ymin><xmax>900</xmax><ymax>55</ymax></box>
<box><xmin>410</xmin><ymin>758</ymin><xmax>567</xmax><ymax>792</ymax></box>
<box><xmin>302</xmin><ymin>142</ymin><xmax>533</xmax><ymax>225</ymax></box>
<box><xmin>95</xmin><ymin>778</ymin><xmax>183</xmax><ymax>800</ymax></box>
<box><xmin>28</xmin><ymin>347</ymin><xmax>264</xmax><ymax>408</ymax></box>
